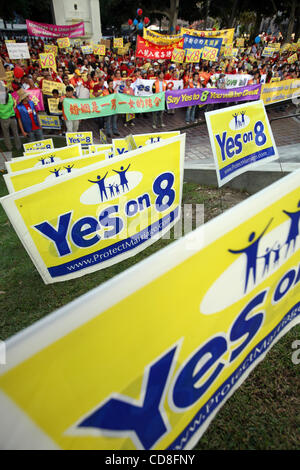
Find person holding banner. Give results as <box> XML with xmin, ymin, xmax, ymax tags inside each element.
<box><xmin>103</xmin><ymin>78</ymin><xmax>120</xmax><ymax>138</ymax></box>
<box><xmin>185</xmin><ymin>72</ymin><xmax>202</xmax><ymax>124</ymax></box>
<box><xmin>58</xmin><ymin>86</ymin><xmax>80</xmax><ymax>133</ymax></box>
<box><xmin>0</xmin><ymin>83</ymin><xmax>21</xmax><ymax>151</ymax></box>
<box><xmin>152</xmin><ymin>71</ymin><xmax>167</xmax><ymax>129</ymax></box>
<box><xmin>15</xmin><ymin>88</ymin><xmax>43</xmax><ymax>143</ymax></box>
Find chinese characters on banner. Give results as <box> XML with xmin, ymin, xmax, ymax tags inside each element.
<box><xmin>63</xmin><ymin>92</ymin><xmax>165</xmax><ymax>121</ymax></box>
<box><xmin>136</xmin><ymin>36</ymin><xmax>184</xmax><ymax>60</ymax></box>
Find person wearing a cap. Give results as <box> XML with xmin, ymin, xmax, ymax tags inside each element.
<box><xmin>0</xmin><ymin>83</ymin><xmax>21</xmax><ymax>151</ymax></box>
<box><xmin>15</xmin><ymin>88</ymin><xmax>43</xmax><ymax>142</ymax></box>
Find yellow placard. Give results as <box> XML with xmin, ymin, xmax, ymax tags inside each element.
<box><xmin>23</xmin><ymin>139</ymin><xmax>54</xmax><ymax>153</ymax></box>
<box><xmin>112</xmin><ymin>131</ymin><xmax>180</xmax><ymax>156</ymax></box>
<box><xmin>57</xmin><ymin>38</ymin><xmax>70</xmax><ymax>49</ymax></box>
<box><xmin>44</xmin><ymin>44</ymin><xmax>58</xmax><ymax>56</ymax></box>
<box><xmin>1</xmin><ymin>134</ymin><xmax>185</xmax><ymax>284</ymax></box>
<box><xmin>171</xmin><ymin>48</ymin><xmax>185</xmax><ymax>63</ymax></box>
<box><xmin>182</xmin><ymin>27</ymin><xmax>234</xmax><ymax>45</ymax></box>
<box><xmin>261</xmin><ymin>79</ymin><xmax>300</xmax><ymax>105</ymax></box>
<box><xmin>5</xmin><ymin>144</ymin><xmax>82</xmax><ymax>173</ymax></box>
<box><xmin>205</xmin><ymin>100</ymin><xmax>278</xmax><ymax>187</ymax></box>
<box><xmin>223</xmin><ymin>45</ymin><xmax>233</xmax><ymax>57</ymax></box>
<box><xmin>287</xmin><ymin>53</ymin><xmax>297</xmax><ymax>64</ymax></box>
<box><xmin>93</xmin><ymin>44</ymin><xmax>106</xmax><ymax>56</ymax></box>
<box><xmin>42</xmin><ymin>80</ymin><xmax>65</xmax><ymax>96</ymax></box>
<box><xmin>236</xmin><ymin>38</ymin><xmax>244</xmax><ymax>47</ymax></box>
<box><xmin>270</xmin><ymin>77</ymin><xmax>281</xmax><ymax>82</ymax></box>
<box><xmin>185</xmin><ymin>48</ymin><xmax>201</xmax><ymax>63</ymax></box>
<box><xmin>143</xmin><ymin>28</ymin><xmax>183</xmax><ymax>45</ymax></box>
<box><xmin>262</xmin><ymin>47</ymin><xmax>275</xmax><ymax>57</ymax></box>
<box><xmin>47</xmin><ymin>98</ymin><xmax>61</xmax><ymax>114</ymax></box>
<box><xmin>113</xmin><ymin>38</ymin><xmax>123</xmax><ymax>49</ymax></box>
<box><xmin>0</xmin><ymin>164</ymin><xmax>299</xmax><ymax>449</ymax></box>
<box><xmin>39</xmin><ymin>53</ymin><xmax>57</xmax><ymax>72</ymax></box>
<box><xmin>4</xmin><ymin>151</ymin><xmax>108</xmax><ymax>193</ymax></box>
<box><xmin>201</xmin><ymin>46</ymin><xmax>219</xmax><ymax>62</ymax></box>
<box><xmin>66</xmin><ymin>132</ymin><xmax>93</xmax><ymax>147</ymax></box>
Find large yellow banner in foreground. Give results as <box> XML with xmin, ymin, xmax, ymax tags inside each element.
<box><xmin>0</xmin><ymin>168</ymin><xmax>299</xmax><ymax>449</ymax></box>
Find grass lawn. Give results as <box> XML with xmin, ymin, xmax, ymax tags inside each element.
<box><xmin>0</xmin><ymin>171</ymin><xmax>299</xmax><ymax>450</ymax></box>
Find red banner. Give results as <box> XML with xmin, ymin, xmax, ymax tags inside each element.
<box><xmin>135</xmin><ymin>36</ymin><xmax>183</xmax><ymax>60</ymax></box>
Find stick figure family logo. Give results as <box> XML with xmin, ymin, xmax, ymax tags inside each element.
<box><xmin>230</xmin><ymin>200</ymin><xmax>300</xmax><ymax>294</ymax></box>
<box><xmin>200</xmin><ymin>200</ymin><xmax>300</xmax><ymax>315</ymax></box>
<box><xmin>229</xmin><ymin>110</ymin><xmax>250</xmax><ymax>130</ymax></box>
<box><xmin>80</xmin><ymin>164</ymin><xmax>143</xmax><ymax>205</ymax></box>
<box><xmin>35</xmin><ymin>155</ymin><xmax>59</xmax><ymax>168</ymax></box>
<box><xmin>46</xmin><ymin>164</ymin><xmax>76</xmax><ymax>181</ymax></box>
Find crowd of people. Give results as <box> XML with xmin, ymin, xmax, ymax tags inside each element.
<box><xmin>0</xmin><ymin>30</ymin><xmax>299</xmax><ymax>148</ymax></box>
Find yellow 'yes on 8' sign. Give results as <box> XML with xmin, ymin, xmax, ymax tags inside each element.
<box><xmin>185</xmin><ymin>49</ymin><xmax>201</xmax><ymax>63</ymax></box>
<box><xmin>1</xmin><ymin>135</ymin><xmax>185</xmax><ymax>284</ymax></box>
<box><xmin>66</xmin><ymin>132</ymin><xmax>93</xmax><ymax>147</ymax></box>
<box><xmin>0</xmin><ymin>168</ymin><xmax>299</xmax><ymax>450</ymax></box>
<box><xmin>5</xmin><ymin>144</ymin><xmax>82</xmax><ymax>173</ymax></box>
<box><xmin>205</xmin><ymin>100</ymin><xmax>278</xmax><ymax>187</ymax></box>
<box><xmin>201</xmin><ymin>46</ymin><xmax>219</xmax><ymax>62</ymax></box>
<box><xmin>23</xmin><ymin>138</ymin><xmax>54</xmax><ymax>152</ymax></box>
<box><xmin>112</xmin><ymin>131</ymin><xmax>180</xmax><ymax>156</ymax></box>
<box><xmin>3</xmin><ymin>151</ymin><xmax>109</xmax><ymax>194</ymax></box>
<box><xmin>57</xmin><ymin>37</ymin><xmax>70</xmax><ymax>49</ymax></box>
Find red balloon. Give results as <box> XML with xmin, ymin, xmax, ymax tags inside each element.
<box><xmin>137</xmin><ymin>8</ymin><xmax>143</xmax><ymax>16</ymax></box>
<box><xmin>14</xmin><ymin>66</ymin><xmax>24</xmax><ymax>79</ymax></box>
<box><xmin>144</xmin><ymin>17</ymin><xmax>150</xmax><ymax>25</ymax></box>
<box><xmin>128</xmin><ymin>19</ymin><xmax>133</xmax><ymax>25</ymax></box>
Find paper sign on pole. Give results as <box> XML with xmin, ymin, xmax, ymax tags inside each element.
<box><xmin>6</xmin><ymin>42</ymin><xmax>30</xmax><ymax>60</ymax></box>
<box><xmin>0</xmin><ymin>134</ymin><xmax>185</xmax><ymax>284</ymax></box>
<box><xmin>205</xmin><ymin>100</ymin><xmax>278</xmax><ymax>187</ymax></box>
<box><xmin>0</xmin><ymin>166</ymin><xmax>299</xmax><ymax>449</ymax></box>
<box><xmin>47</xmin><ymin>98</ymin><xmax>61</xmax><ymax>114</ymax></box>
<box><xmin>6</xmin><ymin>144</ymin><xmax>82</xmax><ymax>173</ymax></box>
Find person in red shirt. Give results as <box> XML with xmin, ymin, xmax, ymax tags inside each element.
<box><xmin>15</xmin><ymin>88</ymin><xmax>44</xmax><ymax>142</ymax></box>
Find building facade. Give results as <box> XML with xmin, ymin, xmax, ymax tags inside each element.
<box><xmin>52</xmin><ymin>0</ymin><xmax>102</xmax><ymax>43</ymax></box>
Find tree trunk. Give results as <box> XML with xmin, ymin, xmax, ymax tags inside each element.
<box><xmin>251</xmin><ymin>12</ymin><xmax>263</xmax><ymax>41</ymax></box>
<box><xmin>168</xmin><ymin>0</ymin><xmax>180</xmax><ymax>33</ymax></box>
<box><xmin>286</xmin><ymin>0</ymin><xmax>296</xmax><ymax>42</ymax></box>
<box><xmin>294</xmin><ymin>6</ymin><xmax>300</xmax><ymax>42</ymax></box>
<box><xmin>229</xmin><ymin>0</ymin><xmax>239</xmax><ymax>29</ymax></box>
<box><xmin>204</xmin><ymin>0</ymin><xmax>210</xmax><ymax>30</ymax></box>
